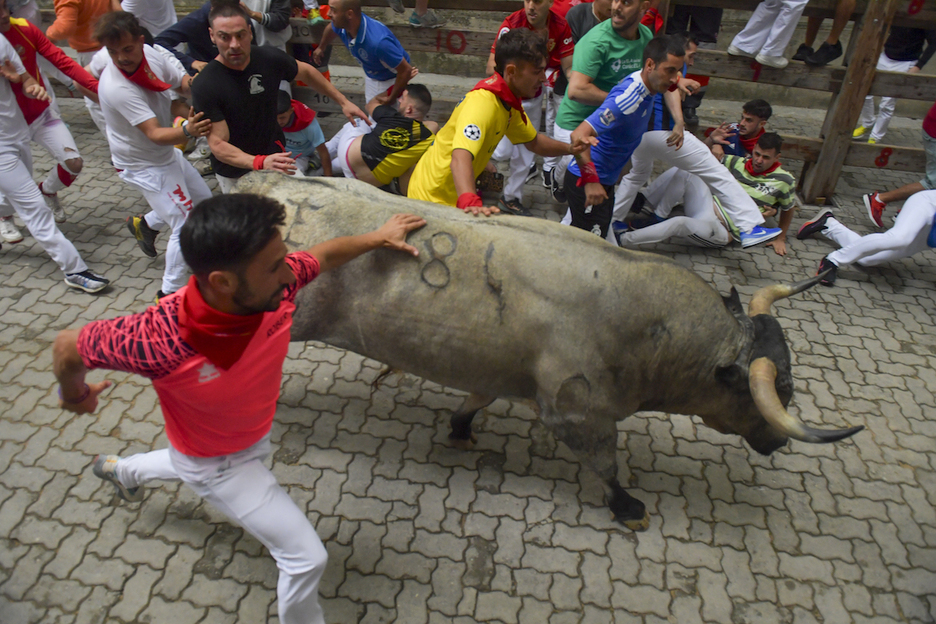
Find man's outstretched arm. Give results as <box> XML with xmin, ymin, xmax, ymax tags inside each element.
<box><xmin>306</xmin><ymin>213</ymin><xmax>426</xmax><ymax>272</ymax></box>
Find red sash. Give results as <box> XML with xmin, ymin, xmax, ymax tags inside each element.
<box><xmin>121</xmin><ymin>54</ymin><xmax>172</xmax><ymax>92</ymax></box>
<box><xmin>744</xmin><ymin>157</ymin><xmax>781</xmax><ymax>177</ymax></box>
<box><xmin>739</xmin><ymin>128</ymin><xmax>764</xmax><ymax>156</ymax></box>
<box><xmin>469</xmin><ymin>73</ymin><xmax>528</xmax><ymax>124</ymax></box>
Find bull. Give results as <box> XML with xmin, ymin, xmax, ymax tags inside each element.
<box><xmin>237</xmin><ymin>173</ymin><xmax>863</xmax><ymax>531</ymax></box>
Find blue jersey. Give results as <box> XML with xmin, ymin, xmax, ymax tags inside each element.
<box><xmin>333</xmin><ymin>14</ymin><xmax>410</xmax><ymax>82</ymax></box>
<box><xmin>569</xmin><ymin>71</ymin><xmax>654</xmax><ymax>185</ymax></box>
<box><xmin>722</xmin><ymin>125</ymin><xmax>749</xmax><ymax>157</ymax></box>
<box><xmin>284</xmin><ymin>117</ymin><xmax>326</xmax><ymax>159</ymax></box>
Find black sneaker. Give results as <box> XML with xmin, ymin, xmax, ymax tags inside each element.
<box><xmin>796</xmin><ymin>208</ymin><xmax>834</xmax><ymax>240</ymax></box>
<box><xmin>550</xmin><ymin>171</ymin><xmax>566</xmax><ymax>203</ymax></box>
<box><xmin>792</xmin><ymin>43</ymin><xmax>814</xmax><ymax>62</ymax></box>
<box><xmin>542</xmin><ymin>167</ymin><xmax>552</xmax><ymax>189</ymax></box>
<box><xmin>817</xmin><ymin>256</ymin><xmax>838</xmax><ymax>286</ymax></box>
<box><xmin>682</xmin><ymin>107</ymin><xmax>699</xmax><ymax>126</ymax></box>
<box><xmin>805</xmin><ymin>41</ymin><xmax>842</xmax><ymax>67</ymax></box>
<box><xmin>629</xmin><ymin>191</ymin><xmax>648</xmax><ymax>215</ymax></box>
<box><xmin>497</xmin><ymin>197</ymin><xmax>533</xmax><ymax>217</ymax></box>
<box><xmin>127</xmin><ymin>215</ymin><xmax>158</xmax><ymax>258</ymax></box>
<box><xmin>525</xmin><ymin>163</ymin><xmax>538</xmax><ymax>184</ymax></box>
<box><xmin>64</xmin><ymin>270</ymin><xmax>109</xmax><ymax>294</ymax></box>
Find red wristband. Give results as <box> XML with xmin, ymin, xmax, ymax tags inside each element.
<box><xmin>252</xmin><ymin>154</ymin><xmax>267</xmax><ymax>171</ymax></box>
<box><xmin>576</xmin><ymin>161</ymin><xmax>600</xmax><ymax>187</ymax></box>
<box><xmin>456</xmin><ymin>192</ymin><xmax>484</xmax><ymax>210</ymax></box>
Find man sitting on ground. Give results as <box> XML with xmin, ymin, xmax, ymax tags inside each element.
<box><xmin>407</xmin><ymin>28</ymin><xmax>588</xmax><ymax>215</ymax></box>
<box><xmin>704</xmin><ymin>98</ymin><xmax>771</xmax><ymax>160</ymax></box>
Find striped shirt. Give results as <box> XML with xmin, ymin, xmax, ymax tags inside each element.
<box><xmin>724</xmin><ymin>155</ymin><xmax>796</xmax><ymax>213</ymax></box>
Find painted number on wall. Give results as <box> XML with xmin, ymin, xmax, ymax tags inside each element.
<box><xmin>436</xmin><ymin>30</ymin><xmax>468</xmax><ymax>55</ymax></box>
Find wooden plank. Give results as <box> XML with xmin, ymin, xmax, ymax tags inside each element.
<box><xmin>867</xmin><ymin>69</ymin><xmax>936</xmax><ymax>101</ymax></box>
<box><xmin>360</xmin><ymin>0</ymin><xmax>519</xmax><ymax>11</ymax></box>
<box><xmin>800</xmin><ymin>0</ymin><xmax>902</xmax><ymax>202</ymax></box>
<box><xmin>289</xmin><ymin>18</ymin><xmax>495</xmax><ymax>57</ymax></box>
<box><xmin>780</xmin><ymin>136</ymin><xmax>926</xmax><ymax>172</ymax></box>
<box><xmin>691</xmin><ymin>50</ymin><xmax>845</xmax><ymax>92</ymax></box>
<box><xmin>671</xmin><ymin>0</ymin><xmax>935</xmax><ymax>27</ymax></box>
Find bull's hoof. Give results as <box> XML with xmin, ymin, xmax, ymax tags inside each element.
<box><xmin>618</xmin><ymin>510</ymin><xmax>651</xmax><ymax>532</ymax></box>
<box><xmin>448</xmin><ymin>432</ymin><xmax>477</xmax><ymax>450</ymax></box>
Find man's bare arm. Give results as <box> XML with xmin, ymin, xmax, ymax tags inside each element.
<box><xmin>567</xmin><ymin>71</ymin><xmax>607</xmax><ymax>106</ymax></box>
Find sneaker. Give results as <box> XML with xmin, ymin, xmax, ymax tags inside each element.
<box><xmin>0</xmin><ymin>216</ymin><xmax>23</xmax><ymax>243</ymax></box>
<box><xmin>186</xmin><ymin>145</ymin><xmax>212</xmax><ymax>162</ymax></box>
<box><xmin>852</xmin><ymin>126</ymin><xmax>868</xmax><ymax>140</ymax></box>
<box><xmin>863</xmin><ymin>192</ymin><xmax>886</xmax><ymax>227</ymax></box>
<box><xmin>611</xmin><ymin>219</ymin><xmax>630</xmax><ymax>244</ymax></box>
<box><xmin>867</xmin><ymin>137</ymin><xmax>877</xmax><ymax>145</ymax></box>
<box><xmin>796</xmin><ymin>208</ymin><xmax>834</xmax><ymax>239</ymax></box>
<box><xmin>92</xmin><ymin>455</ymin><xmax>145</xmax><ymax>502</ymax></box>
<box><xmin>126</xmin><ymin>215</ymin><xmax>159</xmax><ymax>258</ymax></box>
<box><xmin>40</xmin><ymin>184</ymin><xmax>66</xmax><ymax>223</ymax></box>
<box><xmin>740</xmin><ymin>226</ymin><xmax>782</xmax><ymax>248</ymax></box>
<box><xmin>755</xmin><ymin>53</ymin><xmax>789</xmax><ymax>69</ymax></box>
<box><xmin>197</xmin><ymin>161</ymin><xmax>214</xmax><ymax>176</ymax></box>
<box><xmin>386</xmin><ymin>0</ymin><xmax>405</xmax><ymax>12</ymax></box>
<box><xmin>497</xmin><ymin>197</ymin><xmax>532</xmax><ymax>217</ymax></box>
<box><xmin>792</xmin><ymin>43</ymin><xmax>814</xmax><ymax>62</ymax></box>
<box><xmin>525</xmin><ymin>163</ymin><xmax>538</xmax><ymax>184</ymax></box>
<box><xmin>409</xmin><ymin>9</ymin><xmax>445</xmax><ymax>27</ymax></box>
<box><xmin>155</xmin><ymin>290</ymin><xmax>169</xmax><ymax>303</ymax></box>
<box><xmin>64</xmin><ymin>270</ymin><xmax>109</xmax><ymax>293</ymax></box>
<box><xmin>727</xmin><ymin>44</ymin><xmax>756</xmax><ymax>58</ymax></box>
<box><xmin>817</xmin><ymin>256</ymin><xmax>838</xmax><ymax>286</ymax></box>
<box><xmin>629</xmin><ymin>191</ymin><xmax>648</xmax><ymax>215</ymax></box>
<box><xmin>805</xmin><ymin>41</ymin><xmax>842</xmax><ymax>67</ymax></box>
<box><xmin>550</xmin><ymin>172</ymin><xmax>566</xmax><ymax>203</ymax></box>
<box><xmin>542</xmin><ymin>167</ymin><xmax>553</xmax><ymax>189</ymax></box>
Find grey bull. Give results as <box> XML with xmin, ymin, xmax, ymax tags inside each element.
<box><xmin>236</xmin><ymin>173</ymin><xmax>864</xmax><ymax>530</ymax></box>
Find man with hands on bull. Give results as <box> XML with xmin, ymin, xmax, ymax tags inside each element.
<box><xmin>407</xmin><ymin>28</ymin><xmax>594</xmax><ymax>216</ymax></box>
<box><xmin>52</xmin><ymin>193</ymin><xmax>425</xmax><ymax>624</ymax></box>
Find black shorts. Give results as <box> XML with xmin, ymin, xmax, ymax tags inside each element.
<box><xmin>565</xmin><ymin>169</ymin><xmax>616</xmax><ymax>239</ymax></box>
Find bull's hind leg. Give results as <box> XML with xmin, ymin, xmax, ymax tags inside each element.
<box><xmin>448</xmin><ymin>393</ymin><xmax>496</xmax><ymax>449</ymax></box>
<box><xmin>539</xmin><ymin>399</ymin><xmax>649</xmax><ymax>531</ymax></box>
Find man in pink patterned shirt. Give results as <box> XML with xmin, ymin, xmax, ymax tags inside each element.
<box><xmin>52</xmin><ymin>193</ymin><xmax>425</xmax><ymax>624</ymax></box>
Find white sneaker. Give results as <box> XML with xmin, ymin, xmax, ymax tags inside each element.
<box><xmin>44</xmin><ymin>192</ymin><xmax>66</xmax><ymax>223</ymax></box>
<box><xmin>186</xmin><ymin>145</ymin><xmax>212</xmax><ymax>162</ymax></box>
<box><xmin>0</xmin><ymin>216</ymin><xmax>23</xmax><ymax>243</ymax></box>
<box><xmin>727</xmin><ymin>45</ymin><xmax>756</xmax><ymax>58</ymax></box>
<box><xmin>755</xmin><ymin>53</ymin><xmax>789</xmax><ymax>69</ymax></box>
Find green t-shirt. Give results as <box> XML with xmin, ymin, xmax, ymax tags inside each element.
<box><xmin>556</xmin><ymin>21</ymin><xmax>653</xmax><ymax>130</ymax></box>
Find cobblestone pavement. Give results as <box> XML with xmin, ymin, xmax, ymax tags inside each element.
<box><xmin>1</xmin><ymin>88</ymin><xmax>935</xmax><ymax>624</ymax></box>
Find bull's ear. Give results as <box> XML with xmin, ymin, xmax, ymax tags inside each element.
<box><xmin>715</xmin><ymin>362</ymin><xmax>747</xmax><ymax>391</ymax></box>
<box><xmin>722</xmin><ymin>287</ymin><xmax>744</xmax><ymax>316</ymax></box>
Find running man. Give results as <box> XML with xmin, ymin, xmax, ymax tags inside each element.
<box><xmin>95</xmin><ymin>11</ymin><xmax>212</xmax><ymax>299</ymax></box>
<box><xmin>52</xmin><ymin>193</ymin><xmax>426</xmax><ymax>624</ymax></box>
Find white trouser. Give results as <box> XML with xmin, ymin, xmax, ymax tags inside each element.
<box><xmin>542</xmin><ymin>86</ymin><xmax>560</xmax><ymax>172</ymax></box>
<box><xmin>120</xmin><ymin>150</ymin><xmax>212</xmax><ymax>293</ymax></box>
<box><xmin>553</xmin><ymin>123</ymin><xmax>574</xmax><ymax>190</ymax></box>
<box><xmin>335</xmin><ymin>121</ymin><xmax>372</xmax><ymax>179</ymax></box>
<box><xmin>729</xmin><ymin>0</ymin><xmax>809</xmax><ymax>58</ymax></box>
<box><xmin>364</xmin><ymin>76</ymin><xmax>396</xmax><ymax>104</ymax></box>
<box><xmin>493</xmin><ymin>90</ymin><xmax>544</xmax><ymax>202</ymax></box>
<box><xmin>826</xmin><ymin>192</ymin><xmax>936</xmax><ymax>267</ymax></box>
<box><xmin>29</xmin><ymin>106</ymin><xmax>82</xmax><ymax>195</ymax></box>
<box><xmin>619</xmin><ymin>168</ymin><xmax>730</xmax><ymax>248</ymax></box>
<box><xmin>860</xmin><ymin>55</ymin><xmax>917</xmax><ymax>142</ymax></box>
<box><xmin>115</xmin><ymin>435</ymin><xmax>328</xmax><ymax>624</ymax></box>
<box><xmin>0</xmin><ymin>141</ymin><xmax>86</xmax><ymax>275</ymax></box>
<box><xmin>612</xmin><ymin>131</ymin><xmax>763</xmax><ymax>239</ymax></box>
<box><xmin>77</xmin><ymin>51</ymin><xmax>108</xmax><ymax>135</ymax></box>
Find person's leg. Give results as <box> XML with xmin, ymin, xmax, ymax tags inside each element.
<box><xmin>760</xmin><ymin>0</ymin><xmax>810</xmax><ymax>58</ymax></box>
<box><xmin>825</xmin><ymin>0</ymin><xmax>856</xmax><ymax>45</ymax></box>
<box><xmin>620</xmin><ymin>214</ymin><xmax>730</xmax><ymax>248</ymax></box>
<box><xmin>642</xmin><ymin>167</ymin><xmax>689</xmax><ymax>218</ymax></box>
<box><xmin>870</xmin><ymin>59</ymin><xmax>917</xmax><ymax>142</ymax></box>
<box><xmin>503</xmin><ymin>93</ymin><xmax>543</xmax><ymax>203</ymax></box>
<box><xmin>802</xmin><ymin>17</ymin><xmax>823</xmax><ymax>48</ymax></box>
<box><xmin>821</xmin><ymin>216</ymin><xmax>863</xmax><ymax>249</ymax></box>
<box><xmin>542</xmin><ymin>86</ymin><xmax>560</xmax><ymax>178</ymax></box>
<box><xmin>171</xmin><ymin>438</ymin><xmax>328</xmax><ymax>624</ymax></box>
<box><xmin>132</xmin><ymin>180</ymin><xmax>190</xmax><ymax>295</ymax></box>
<box><xmin>828</xmin><ymin>192</ymin><xmax>936</xmax><ymax>267</ymax></box>
<box><xmin>0</xmin><ymin>143</ymin><xmax>87</xmax><ymax>275</ymax></box>
<box><xmin>611</xmin><ymin>133</ymin><xmax>659</xmax><ymax>223</ymax></box>
<box><xmin>115</xmin><ymin>449</ymin><xmax>180</xmax><ymax>487</ymax></box>
<box><xmin>552</xmin><ymin>123</ymin><xmax>574</xmax><ymax>190</ymax></box>
<box><xmin>30</xmin><ymin>110</ymin><xmax>83</xmax><ymax>200</ymax></box>
<box><xmin>729</xmin><ymin>0</ymin><xmax>781</xmax><ymax>54</ymax></box>
<box><xmin>859</xmin><ymin>96</ymin><xmax>877</xmax><ymax>131</ymax></box>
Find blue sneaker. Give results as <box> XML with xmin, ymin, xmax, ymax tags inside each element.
<box><xmin>740</xmin><ymin>226</ymin><xmax>782</xmax><ymax>248</ymax></box>
<box><xmin>611</xmin><ymin>220</ymin><xmax>630</xmax><ymax>244</ymax></box>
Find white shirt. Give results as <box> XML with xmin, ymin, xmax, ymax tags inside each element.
<box><xmin>98</xmin><ymin>44</ymin><xmax>185</xmax><ymax>170</ymax></box>
<box><xmin>0</xmin><ymin>36</ymin><xmax>30</xmax><ymax>145</ymax></box>
<box><xmin>120</xmin><ymin>0</ymin><xmax>178</xmax><ymax>37</ymax></box>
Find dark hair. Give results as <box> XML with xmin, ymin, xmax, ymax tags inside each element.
<box><xmin>743</xmin><ymin>99</ymin><xmax>772</xmax><ymax>121</ymax></box>
<box><xmin>670</xmin><ymin>31</ymin><xmax>699</xmax><ymax>49</ymax></box>
<box><xmin>757</xmin><ymin>132</ymin><xmax>783</xmax><ymax>153</ymax></box>
<box><xmin>93</xmin><ymin>11</ymin><xmax>145</xmax><ymax>47</ymax></box>
<box><xmin>405</xmin><ymin>83</ymin><xmax>432</xmax><ymax>114</ymax></box>
<box><xmin>494</xmin><ymin>29</ymin><xmax>547</xmax><ymax>76</ymax></box>
<box><xmin>277</xmin><ymin>90</ymin><xmax>293</xmax><ymax>115</ymax></box>
<box><xmin>642</xmin><ymin>34</ymin><xmax>686</xmax><ymax>66</ymax></box>
<box><xmin>209</xmin><ymin>1</ymin><xmax>251</xmax><ymax>27</ymax></box>
<box><xmin>181</xmin><ymin>194</ymin><xmax>287</xmax><ymax>275</ymax></box>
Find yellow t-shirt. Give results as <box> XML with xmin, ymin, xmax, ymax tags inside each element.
<box><xmin>407</xmin><ymin>89</ymin><xmax>537</xmax><ymax>207</ymax></box>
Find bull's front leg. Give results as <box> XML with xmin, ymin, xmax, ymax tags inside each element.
<box><xmin>448</xmin><ymin>393</ymin><xmax>496</xmax><ymax>450</ymax></box>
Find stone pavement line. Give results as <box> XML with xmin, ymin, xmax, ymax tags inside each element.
<box><xmin>0</xmin><ymin>96</ymin><xmax>934</xmax><ymax>624</ymax></box>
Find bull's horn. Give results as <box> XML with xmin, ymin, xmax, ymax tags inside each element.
<box><xmin>747</xmin><ymin>273</ymin><xmax>827</xmax><ymax>317</ymax></box>
<box><xmin>749</xmin><ymin>357</ymin><xmax>864</xmax><ymax>443</ymax></box>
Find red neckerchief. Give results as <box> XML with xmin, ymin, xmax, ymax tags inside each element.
<box><xmin>745</xmin><ymin>157</ymin><xmax>781</xmax><ymax>177</ymax></box>
<box><xmin>177</xmin><ymin>276</ymin><xmax>264</xmax><ymax>370</ymax></box>
<box><xmin>469</xmin><ymin>73</ymin><xmax>527</xmax><ymax>124</ymax></box>
<box><xmin>283</xmin><ymin>99</ymin><xmax>317</xmax><ymax>133</ymax></box>
<box><xmin>120</xmin><ymin>53</ymin><xmax>172</xmax><ymax>92</ymax></box>
<box><xmin>739</xmin><ymin>128</ymin><xmax>764</xmax><ymax>155</ymax></box>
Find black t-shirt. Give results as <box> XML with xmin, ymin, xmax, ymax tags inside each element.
<box><xmin>360</xmin><ymin>105</ymin><xmax>434</xmax><ymax>171</ymax></box>
<box><xmin>554</xmin><ymin>3</ymin><xmax>601</xmax><ymax>96</ymax></box>
<box><xmin>192</xmin><ymin>46</ymin><xmax>299</xmax><ymax>178</ymax></box>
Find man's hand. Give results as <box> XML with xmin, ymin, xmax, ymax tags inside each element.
<box><xmin>262</xmin><ymin>152</ymin><xmax>298</xmax><ymax>174</ymax></box>
<box><xmin>0</xmin><ymin>60</ymin><xmax>22</xmax><ymax>83</ymax></box>
<box><xmin>708</xmin><ymin>122</ymin><xmax>737</xmax><ymax>146</ymax></box>
<box><xmin>711</xmin><ymin>144</ymin><xmax>725</xmax><ymax>160</ymax></box>
<box><xmin>375</xmin><ymin>213</ymin><xmax>427</xmax><ymax>256</ymax></box>
<box><xmin>312</xmin><ymin>46</ymin><xmax>326</xmax><ymax>65</ymax></box>
<box><xmin>191</xmin><ymin>60</ymin><xmax>208</xmax><ymax>73</ymax></box>
<box><xmin>24</xmin><ymin>82</ymin><xmax>50</xmax><ymax>102</ymax></box>
<box><xmin>678</xmin><ymin>76</ymin><xmax>701</xmax><ymax>99</ymax></box>
<box><xmin>466</xmin><ymin>204</ymin><xmax>500</xmax><ymax>217</ymax></box>
<box><xmin>59</xmin><ymin>380</ymin><xmax>112</xmax><ymax>415</ymax></box>
<box><xmin>570</xmin><ymin>134</ymin><xmax>598</xmax><ymax>155</ymax></box>
<box><xmin>759</xmin><ymin>204</ymin><xmax>777</xmax><ymax>219</ymax></box>
<box><xmin>667</xmin><ymin>122</ymin><xmax>685</xmax><ymax>150</ymax></box>
<box><xmin>909</xmin><ymin>65</ymin><xmax>922</xmax><ymax>74</ymax></box>
<box><xmin>239</xmin><ymin>2</ymin><xmax>262</xmax><ymax>21</ymax></box>
<box><xmin>766</xmin><ymin>238</ymin><xmax>787</xmax><ymax>256</ymax></box>
<box><xmin>342</xmin><ymin>100</ymin><xmax>370</xmax><ymax>127</ymax></box>
<box><xmin>186</xmin><ymin>107</ymin><xmax>212</xmax><ymax>137</ymax></box>
<box><xmin>585</xmin><ymin>182</ymin><xmax>607</xmax><ymax>207</ymax></box>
